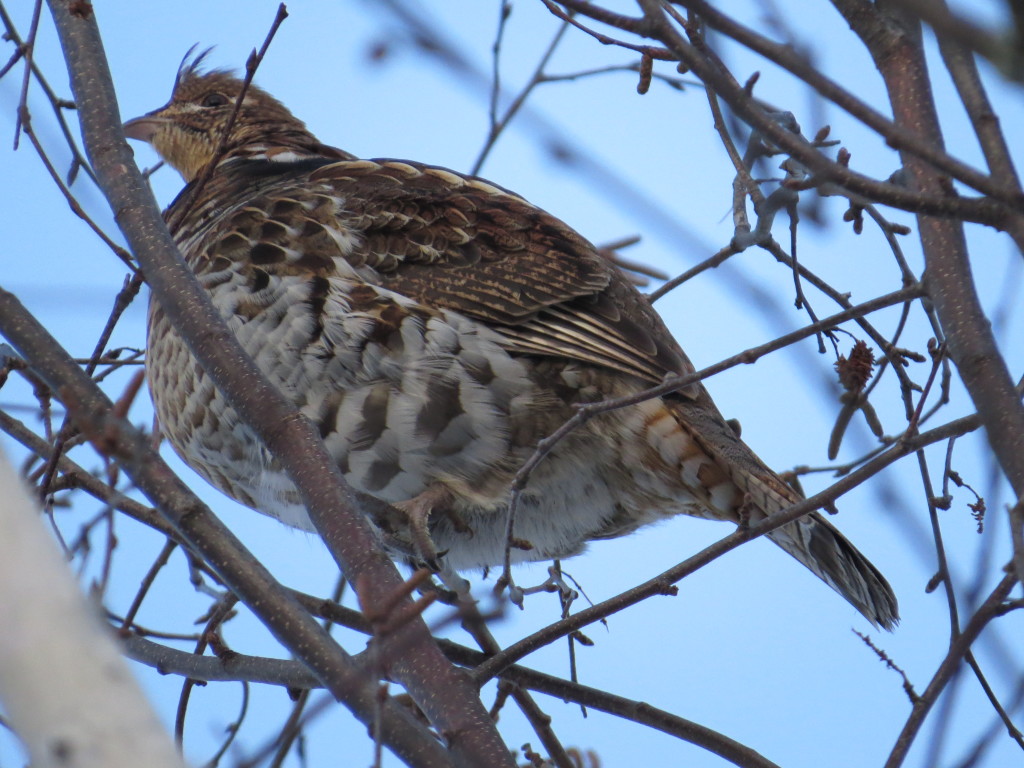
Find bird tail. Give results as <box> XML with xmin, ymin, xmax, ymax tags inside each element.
<box><xmin>717</xmin><ymin>452</ymin><xmax>899</xmax><ymax>630</ymax></box>
<box><xmin>714</xmin><ymin>446</ymin><xmax>898</xmax><ymax>630</ymax></box>
<box><xmin>669</xmin><ymin>397</ymin><xmax>899</xmax><ymax>630</ymax></box>
<box><xmin>765</xmin><ymin>512</ymin><xmax>899</xmax><ymax>630</ymax></box>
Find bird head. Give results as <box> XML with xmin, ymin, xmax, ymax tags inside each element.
<box><xmin>124</xmin><ymin>51</ymin><xmax>323</xmax><ymax>182</ymax></box>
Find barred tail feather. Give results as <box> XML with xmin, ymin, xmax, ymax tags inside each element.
<box><xmin>731</xmin><ymin>461</ymin><xmax>899</xmax><ymax>630</ymax></box>
<box><xmin>668</xmin><ymin>398</ymin><xmax>899</xmax><ymax>629</ymax></box>
<box><xmin>767</xmin><ymin>513</ymin><xmax>899</xmax><ymax>630</ymax></box>
<box><xmin>733</xmin><ymin>465</ymin><xmax>899</xmax><ymax>630</ymax></box>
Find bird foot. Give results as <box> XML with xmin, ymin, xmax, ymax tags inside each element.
<box><xmin>394</xmin><ymin>485</ymin><xmax>459</xmax><ymax>571</ymax></box>
<box><xmin>507</xmin><ymin>564</ymin><xmax>579</xmax><ymax>610</ymax></box>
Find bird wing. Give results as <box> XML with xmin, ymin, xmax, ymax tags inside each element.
<box><xmin>304</xmin><ymin>158</ymin><xmax>697</xmax><ymax>388</ymax></box>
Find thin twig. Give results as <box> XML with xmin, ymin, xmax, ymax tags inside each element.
<box><xmin>498</xmin><ymin>283</ymin><xmax>922</xmax><ymax>588</ymax></box>
<box><xmin>487</xmin><ymin>410</ymin><xmax>982</xmax><ymax>681</ymax></box>
<box><xmin>884</xmin><ymin>575</ymin><xmax>1018</xmax><ymax>768</ymax></box>
<box><xmin>123</xmin><ymin>632</ymin><xmax>784</xmax><ymax>768</ymax></box>
<box><xmin>471</xmin><ymin>14</ymin><xmax>571</xmax><ymax>174</ymax></box>
<box><xmin>166</xmin><ymin>4</ymin><xmax>289</xmax><ymax>231</ymax></box>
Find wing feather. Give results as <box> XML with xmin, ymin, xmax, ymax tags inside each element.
<box><xmin>175</xmin><ymin>156</ymin><xmax>697</xmax><ymax>388</ymax></box>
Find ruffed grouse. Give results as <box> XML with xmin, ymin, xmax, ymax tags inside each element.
<box><xmin>124</xmin><ymin>58</ymin><xmax>898</xmax><ymax>629</ymax></box>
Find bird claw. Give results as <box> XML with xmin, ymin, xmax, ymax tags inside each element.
<box><xmin>394</xmin><ymin>485</ymin><xmax>460</xmax><ymax>570</ymax></box>
<box><xmin>506</xmin><ymin>565</ymin><xmax>579</xmax><ymax>611</ymax></box>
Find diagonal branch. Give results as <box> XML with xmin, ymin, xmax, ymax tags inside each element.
<box><xmin>830</xmin><ymin>2</ymin><xmax>1024</xmax><ymax>496</ymax></box>
<box><xmin>550</xmin><ymin>0</ymin><xmax>1021</xmax><ymax>229</ymax></box>
<box><xmin>484</xmin><ymin>409</ymin><xmax>986</xmax><ymax>680</ymax></box>
<box><xmin>671</xmin><ymin>0</ymin><xmax>1022</xmax><ymax>207</ymax></box>
<box><xmin>884</xmin><ymin>574</ymin><xmax>1018</xmax><ymax>768</ymax></box>
<box><xmin>123</xmin><ymin>633</ymin><xmax>784</xmax><ymax>768</ymax></box>
<box><xmin>0</xmin><ymin>287</ymin><xmax>451</xmax><ymax>767</ymax></box>
<box><xmin>43</xmin><ymin>1</ymin><xmax>513</xmax><ymax>765</ymax></box>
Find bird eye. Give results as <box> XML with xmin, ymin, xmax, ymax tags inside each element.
<box><xmin>201</xmin><ymin>92</ymin><xmax>230</xmax><ymax>108</ymax></box>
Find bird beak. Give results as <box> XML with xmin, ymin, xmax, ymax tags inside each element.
<box><xmin>123</xmin><ymin>114</ymin><xmax>167</xmax><ymax>143</ymax></box>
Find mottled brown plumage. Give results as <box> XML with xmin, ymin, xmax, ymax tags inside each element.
<box><xmin>125</xmin><ymin>55</ymin><xmax>898</xmax><ymax>629</ymax></box>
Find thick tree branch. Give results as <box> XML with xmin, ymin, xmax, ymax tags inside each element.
<box><xmin>554</xmin><ymin>0</ymin><xmax>1022</xmax><ymax>230</ymax></box>
<box><xmin>41</xmin><ymin>2</ymin><xmax>514</xmax><ymax>765</ymax></box>
<box><xmin>831</xmin><ymin>3</ymin><xmax>1024</xmax><ymax>495</ymax></box>
<box><xmin>123</xmin><ymin>633</ymin><xmax>784</xmax><ymax>768</ymax></box>
<box><xmin>4</xmin><ymin>2</ymin><xmax>1020</xmax><ymax>764</ymax></box>
<box><xmin>0</xmin><ymin>449</ymin><xmax>187</xmax><ymax>768</ymax></box>
<box><xmin>0</xmin><ymin>288</ymin><xmax>452</xmax><ymax>768</ymax></box>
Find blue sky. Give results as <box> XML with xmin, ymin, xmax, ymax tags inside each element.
<box><xmin>2</xmin><ymin>2</ymin><xmax>1023</xmax><ymax>767</ymax></box>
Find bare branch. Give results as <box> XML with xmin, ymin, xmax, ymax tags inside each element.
<box><xmin>884</xmin><ymin>574</ymin><xmax>1018</xmax><ymax>768</ymax></box>
<box><xmin>43</xmin><ymin>2</ymin><xmax>513</xmax><ymax>763</ymax></box>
